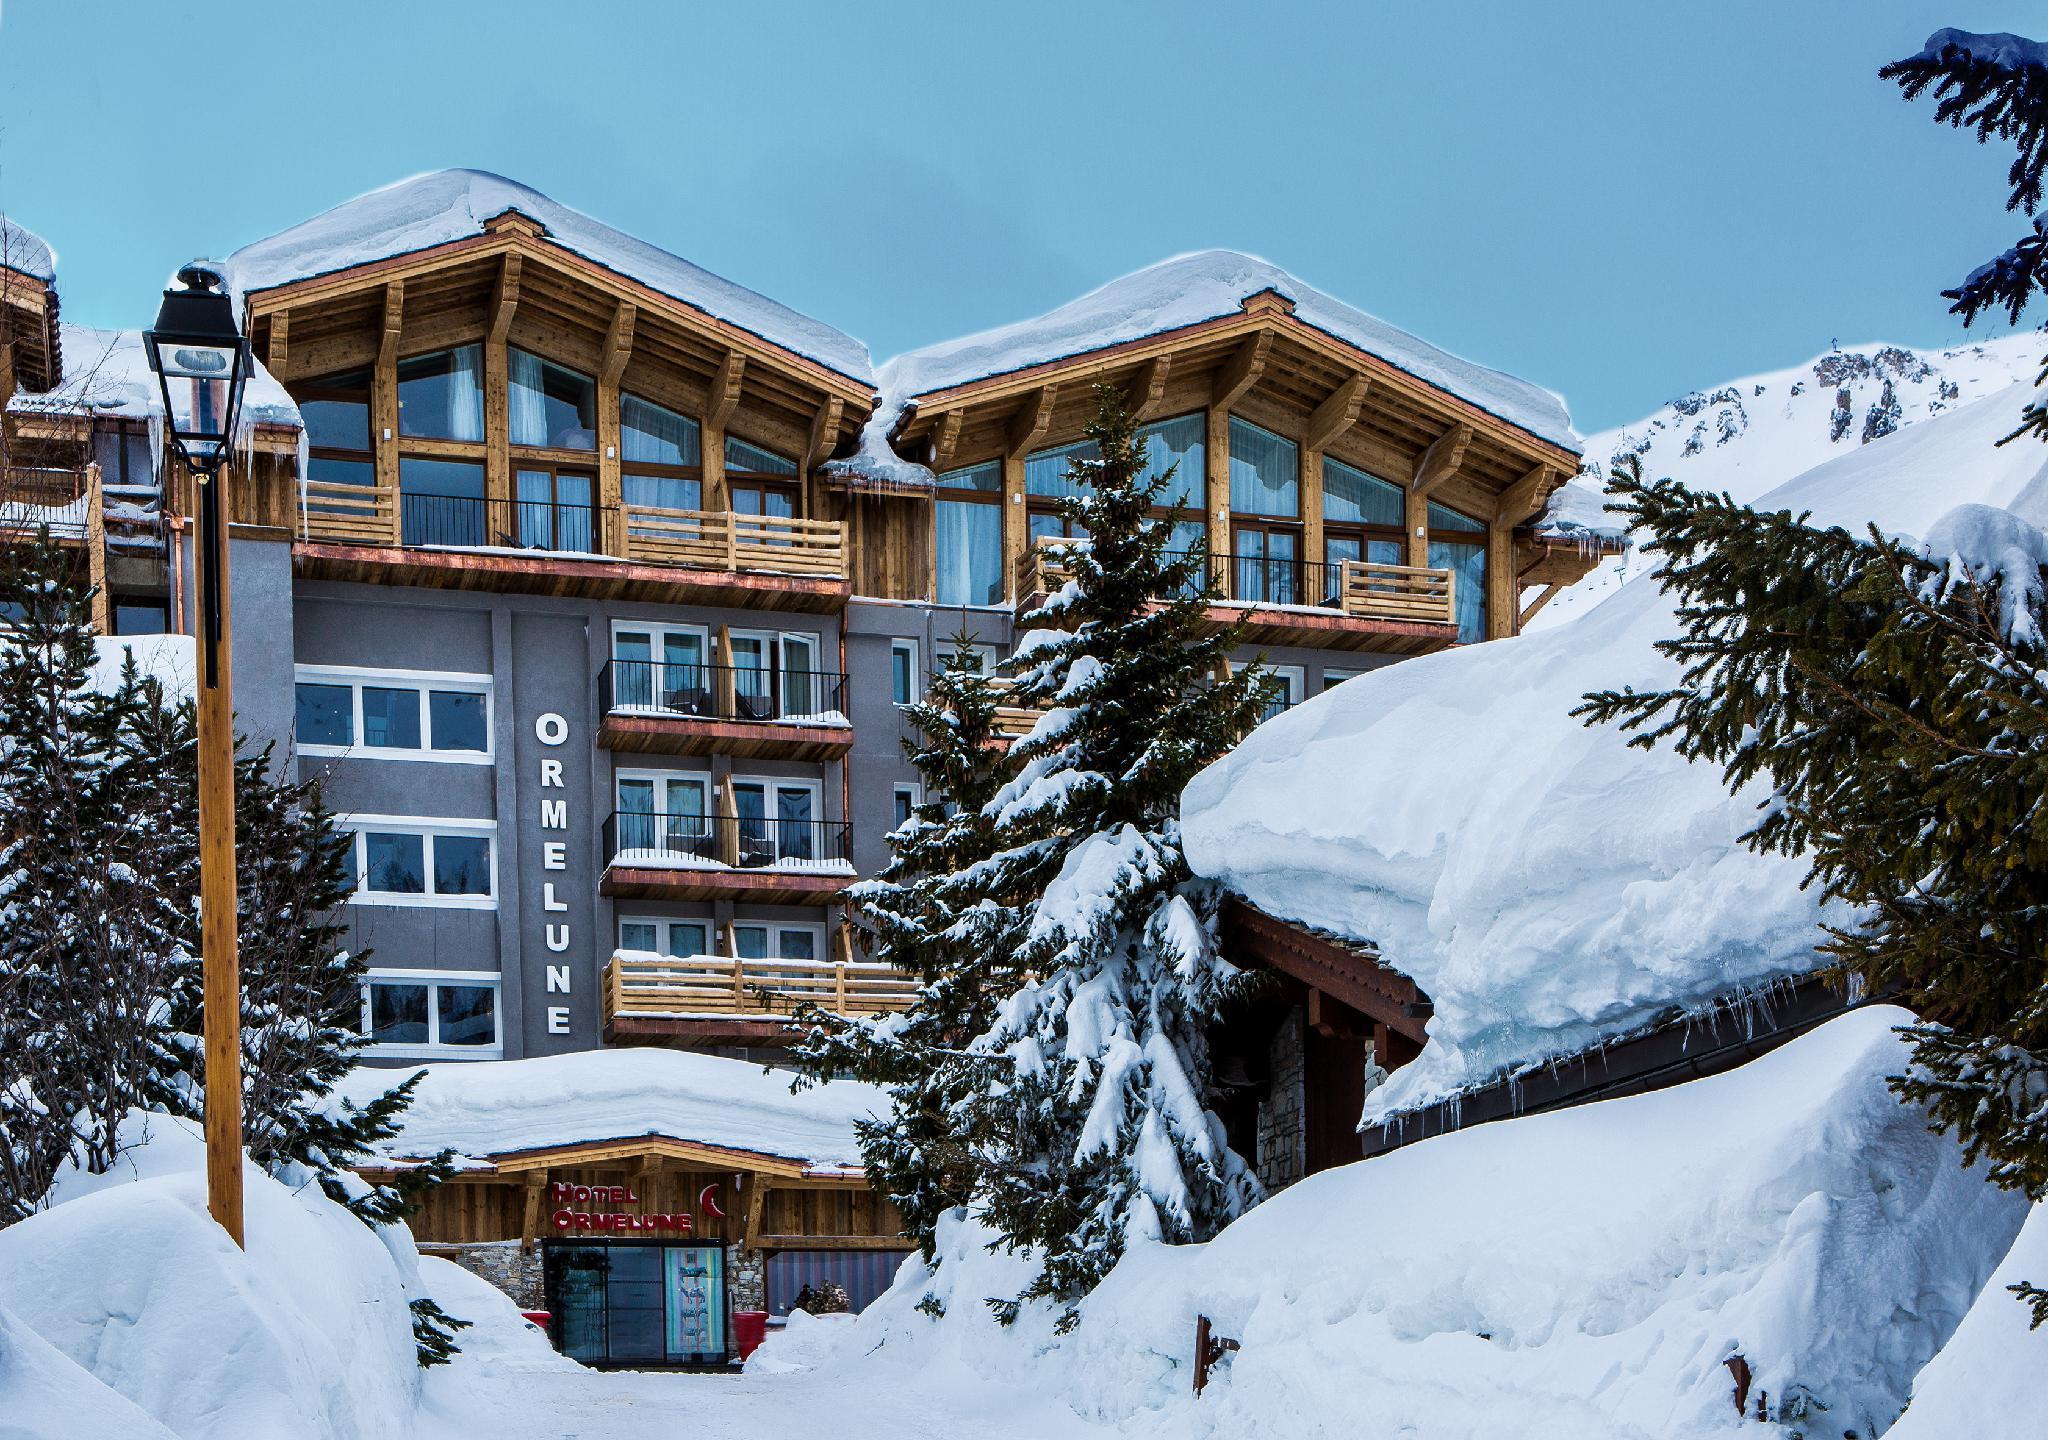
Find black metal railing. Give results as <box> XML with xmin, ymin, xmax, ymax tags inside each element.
<box><xmin>1162</xmin><ymin>550</ymin><xmax>1346</xmax><ymax>609</ymax></box>
<box><xmin>601</xmin><ymin>660</ymin><xmax>848</xmax><ymax>723</ymax></box>
<box><xmin>399</xmin><ymin>493</ymin><xmax>603</xmax><ymax>553</ymax></box>
<box><xmin>603</xmin><ymin>812</ymin><xmax>852</xmax><ymax>871</ymax></box>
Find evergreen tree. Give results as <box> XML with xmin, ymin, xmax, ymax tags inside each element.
<box><xmin>792</xmin><ymin>636</ymin><xmax>1024</xmax><ymax>1257</ymax></box>
<box><xmin>962</xmin><ymin>385</ymin><xmax>1272</xmax><ymax>1320</ymax></box>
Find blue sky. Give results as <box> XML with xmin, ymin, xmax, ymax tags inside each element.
<box><xmin>0</xmin><ymin>0</ymin><xmax>2039</xmax><ymax>432</ymax></box>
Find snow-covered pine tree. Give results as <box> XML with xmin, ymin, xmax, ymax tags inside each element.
<box><xmin>791</xmin><ymin>636</ymin><xmax>1026</xmax><ymax>1258</ymax></box>
<box><xmin>0</xmin><ymin>533</ymin><xmax>191</xmax><ymax>1221</ymax></box>
<box><xmin>964</xmin><ymin>384</ymin><xmax>1272</xmax><ymax>1319</ymax></box>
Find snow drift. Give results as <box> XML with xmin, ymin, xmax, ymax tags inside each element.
<box><xmin>1184</xmin><ymin>380</ymin><xmax>2048</xmax><ymax>1119</ymax></box>
<box><xmin>1885</xmin><ymin>1202</ymin><xmax>2048</xmax><ymax>1438</ymax></box>
<box><xmin>0</xmin><ymin>1112</ymin><xmax>426</xmax><ymax>1440</ymax></box>
<box><xmin>335</xmin><ymin>1047</ymin><xmax>882</xmax><ymax>1173</ymax></box>
<box><xmin>825</xmin><ymin>1009</ymin><xmax>2024</xmax><ymax>1439</ymax></box>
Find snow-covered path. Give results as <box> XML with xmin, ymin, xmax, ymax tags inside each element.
<box><xmin>413</xmin><ymin>1260</ymin><xmax>1110</xmax><ymax>1440</ymax></box>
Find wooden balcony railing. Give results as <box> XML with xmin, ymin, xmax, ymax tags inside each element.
<box><xmin>602</xmin><ymin>950</ymin><xmax>916</xmax><ymax>1023</ymax></box>
<box><xmin>1017</xmin><ymin>536</ymin><xmax>1456</xmax><ymax>628</ymax></box>
<box><xmin>296</xmin><ymin>484</ymin><xmax>847</xmax><ymax>578</ymax></box>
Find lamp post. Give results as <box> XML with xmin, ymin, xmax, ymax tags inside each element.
<box><xmin>143</xmin><ymin>262</ymin><xmax>252</xmax><ymax>1248</ymax></box>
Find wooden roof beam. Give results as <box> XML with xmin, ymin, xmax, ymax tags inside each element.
<box><xmin>488</xmin><ymin>254</ymin><xmax>524</xmax><ymax>348</ymax></box>
<box><xmin>707</xmin><ymin>348</ymin><xmax>745</xmax><ymax>430</ymax></box>
<box><xmin>1005</xmin><ymin>383</ymin><xmax>1058</xmax><ymax>458</ymax></box>
<box><xmin>1127</xmin><ymin>354</ymin><xmax>1172</xmax><ymax>421</ymax></box>
<box><xmin>266</xmin><ymin>312</ymin><xmax>289</xmax><ymax>376</ymax></box>
<box><xmin>600</xmin><ymin>299</ymin><xmax>637</xmax><ymax>389</ymax></box>
<box><xmin>1496</xmin><ymin>462</ymin><xmax>1562</xmax><ymax>527</ymax></box>
<box><xmin>1210</xmin><ymin>330</ymin><xmax>1272</xmax><ymax>411</ymax></box>
<box><xmin>1304</xmin><ymin>371</ymin><xmax>1370</xmax><ymax>452</ymax></box>
<box><xmin>1411</xmin><ymin>422</ymin><xmax>1472</xmax><ymax>500</ymax></box>
<box><xmin>807</xmin><ymin>394</ymin><xmax>845</xmax><ymax>467</ymax></box>
<box><xmin>928</xmin><ymin>408</ymin><xmax>963</xmax><ymax>471</ymax></box>
<box><xmin>378</xmin><ymin>282</ymin><xmax>405</xmax><ymax>369</ymax></box>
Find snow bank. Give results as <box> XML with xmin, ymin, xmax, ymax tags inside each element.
<box><xmin>0</xmin><ymin>1303</ymin><xmax>180</xmax><ymax>1440</ymax></box>
<box><xmin>1183</xmin><ymin>381</ymin><xmax>2048</xmax><ymax>1118</ymax></box>
<box><xmin>876</xmin><ymin>249</ymin><xmax>1577</xmax><ymax>452</ymax></box>
<box><xmin>336</xmin><ymin>1048</ymin><xmax>882</xmax><ymax>1173</ymax></box>
<box><xmin>0</xmin><ymin>216</ymin><xmax>56</xmax><ymax>282</ymax></box>
<box><xmin>0</xmin><ymin>1111</ymin><xmax>423</xmax><ymax>1440</ymax></box>
<box><xmin>1888</xmin><ymin>1202</ymin><xmax>2048</xmax><ymax>1438</ymax></box>
<box><xmin>833</xmin><ymin>1010</ymin><xmax>2025</xmax><ymax>1439</ymax></box>
<box><xmin>90</xmin><ymin>632</ymin><xmax>196</xmax><ymax>699</ymax></box>
<box><xmin>226</xmin><ymin>170</ymin><xmax>871</xmax><ymax>385</ymax></box>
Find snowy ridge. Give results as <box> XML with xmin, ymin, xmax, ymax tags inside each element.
<box><xmin>875</xmin><ymin>249</ymin><xmax>1578</xmax><ymax>452</ymax></box>
<box><xmin>1532</xmin><ymin>333</ymin><xmax>2042</xmax><ymax>628</ymax></box>
<box><xmin>0</xmin><ymin>215</ymin><xmax>56</xmax><ymax>282</ymax></box>
<box><xmin>226</xmin><ymin>170</ymin><xmax>872</xmax><ymax>385</ymax></box>
<box><xmin>6</xmin><ymin>323</ymin><xmax>303</xmax><ymax>431</ymax></box>
<box><xmin>1183</xmin><ymin>379</ymin><xmax>2048</xmax><ymax>1122</ymax></box>
<box><xmin>824</xmin><ymin>1011</ymin><xmax>2024</xmax><ymax>1439</ymax></box>
<box><xmin>334</xmin><ymin>1048</ymin><xmax>883</xmax><ymax>1174</ymax></box>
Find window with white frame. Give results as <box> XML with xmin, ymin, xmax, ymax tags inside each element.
<box><xmin>732</xmin><ymin>921</ymin><xmax>824</xmax><ymax>962</ymax></box>
<box><xmin>610</xmin><ymin>621</ymin><xmax>710</xmax><ymax>713</ymax></box>
<box><xmin>1321</xmin><ymin>666</ymin><xmax>1367</xmax><ymax>693</ymax></box>
<box><xmin>941</xmin><ymin>641</ymin><xmax>1002</xmax><ymax>676</ymax></box>
<box><xmin>618</xmin><ymin>916</ymin><xmax>713</xmax><ymax>957</ymax></box>
<box><xmin>1262</xmin><ymin>665</ymin><xmax>1305</xmax><ymax>722</ymax></box>
<box><xmin>359</xmin><ymin>969</ymin><xmax>501</xmax><ymax>1056</ymax></box>
<box><xmin>892</xmin><ymin>782</ymin><xmax>922</xmax><ymax>830</ymax></box>
<box><xmin>614</xmin><ymin>771</ymin><xmax>712</xmax><ymax>859</ymax></box>
<box><xmin>344</xmin><ymin>816</ymin><xmax>497</xmax><ymax>907</ymax></box>
<box><xmin>890</xmin><ymin>638</ymin><xmax>919</xmax><ymax>706</ymax></box>
<box><xmin>729</xmin><ymin>776</ymin><xmax>823</xmax><ymax>866</ymax></box>
<box><xmin>725</xmin><ymin>628</ymin><xmax>829</xmax><ymax>720</ymax></box>
<box><xmin>296</xmin><ymin>666</ymin><xmax>492</xmax><ymax>762</ymax></box>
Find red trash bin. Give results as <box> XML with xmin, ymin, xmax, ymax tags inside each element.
<box><xmin>733</xmin><ymin>1310</ymin><xmax>769</xmax><ymax>1359</ymax></box>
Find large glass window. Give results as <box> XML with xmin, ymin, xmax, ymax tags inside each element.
<box><xmin>1138</xmin><ymin>413</ymin><xmax>1205</xmax><ymax>513</ymax></box>
<box><xmin>621</xmin><ymin>394</ymin><xmax>704</xmax><ymax>513</ymax></box>
<box><xmin>299</xmin><ymin>368</ymin><xmax>374</xmax><ymax>488</ymax></box>
<box><xmin>618</xmin><ymin>918</ymin><xmax>712</xmax><ymax>957</ymax></box>
<box><xmin>295</xmin><ymin>669</ymin><xmax>492</xmax><ymax>759</ymax></box>
<box><xmin>730</xmin><ymin>779</ymin><xmax>821</xmax><ymax>867</ymax></box>
<box><xmin>399</xmin><ymin>457</ymin><xmax>487</xmax><ymax>547</ymax></box>
<box><xmin>732</xmin><ymin>923</ymin><xmax>822</xmax><ymax>961</ymax></box>
<box><xmin>614</xmin><ymin>773</ymin><xmax>711</xmax><ymax>858</ymax></box>
<box><xmin>545</xmin><ymin>1244</ymin><xmax>728</xmax><ymax>1365</ymax></box>
<box><xmin>396</xmin><ymin>346</ymin><xmax>483</xmax><ymax>441</ymax></box>
<box><xmin>1322</xmin><ymin>455</ymin><xmax>1407</xmax><ymax>590</ymax></box>
<box><xmin>509</xmin><ymin>348</ymin><xmax>596</xmax><ymax>450</ymax></box>
<box><xmin>935</xmin><ymin>462</ymin><xmax>1003</xmax><ymax>607</ymax></box>
<box><xmin>725</xmin><ymin>436</ymin><xmax>796</xmax><ymax>476</ymax></box>
<box><xmin>1428</xmin><ymin>500</ymin><xmax>1488</xmax><ymax>643</ymax></box>
<box><xmin>352</xmin><ymin>826</ymin><xmax>495</xmax><ymax>904</ymax></box>
<box><xmin>362</xmin><ymin>974</ymin><xmax>499</xmax><ymax>1052</ymax></box>
<box><xmin>611</xmin><ymin>624</ymin><xmax>709</xmax><ymax>713</ymax></box>
<box><xmin>514</xmin><ymin>467</ymin><xmax>597</xmax><ymax>552</ymax></box>
<box><xmin>1228</xmin><ymin>417</ymin><xmax>1299</xmax><ymax>518</ymax></box>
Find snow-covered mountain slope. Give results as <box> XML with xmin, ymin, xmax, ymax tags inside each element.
<box><xmin>819</xmin><ymin>1010</ymin><xmax>2025</xmax><ymax>1439</ymax></box>
<box><xmin>1531</xmin><ymin>333</ymin><xmax>2043</xmax><ymax>628</ymax></box>
<box><xmin>1182</xmin><ymin>379</ymin><xmax>2048</xmax><ymax>1120</ymax></box>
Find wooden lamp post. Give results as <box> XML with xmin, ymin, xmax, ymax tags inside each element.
<box><xmin>143</xmin><ymin>263</ymin><xmax>253</xmax><ymax>1247</ymax></box>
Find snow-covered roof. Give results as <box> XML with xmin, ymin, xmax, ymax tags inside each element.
<box><xmin>335</xmin><ymin>1049</ymin><xmax>883</xmax><ymax>1176</ymax></box>
<box><xmin>1182</xmin><ymin>378</ymin><xmax>2048</xmax><ymax>1121</ymax></box>
<box><xmin>225</xmin><ymin>170</ymin><xmax>873</xmax><ymax>387</ymax></box>
<box><xmin>0</xmin><ymin>216</ymin><xmax>56</xmax><ymax>283</ymax></box>
<box><xmin>6</xmin><ymin>324</ymin><xmax>301</xmax><ymax>431</ymax></box>
<box><xmin>876</xmin><ymin>249</ymin><xmax>1579</xmax><ymax>453</ymax></box>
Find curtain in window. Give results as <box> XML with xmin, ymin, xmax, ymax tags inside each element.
<box><xmin>1324</xmin><ymin>456</ymin><xmax>1403</xmax><ymax>525</ymax></box>
<box><xmin>624</xmin><ymin>473</ymin><xmax>702</xmax><ymax>513</ymax></box>
<box><xmin>1228</xmin><ymin>418</ymin><xmax>1299</xmax><ymax>517</ymax></box>
<box><xmin>622</xmin><ymin>395</ymin><xmax>700</xmax><ymax>466</ymax></box>
<box><xmin>936</xmin><ymin>499</ymin><xmax>1002</xmax><ymax>606</ymax></box>
<box><xmin>1139</xmin><ymin>414</ymin><xmax>1205</xmax><ymax>511</ymax></box>
<box><xmin>1429</xmin><ymin>537</ymin><xmax>1487</xmax><ymax>643</ymax></box>
<box><xmin>726</xmin><ymin>436</ymin><xmax>796</xmax><ymax>475</ymax></box>
<box><xmin>446</xmin><ymin>345</ymin><xmax>483</xmax><ymax>441</ymax></box>
<box><xmin>508</xmin><ymin>349</ymin><xmax>549</xmax><ymax>448</ymax></box>
<box><xmin>1026</xmin><ymin>439</ymin><xmax>1097</xmax><ymax>500</ymax></box>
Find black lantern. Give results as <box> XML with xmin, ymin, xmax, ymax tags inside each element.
<box><xmin>142</xmin><ymin>261</ymin><xmax>251</xmax><ymax>477</ymax></box>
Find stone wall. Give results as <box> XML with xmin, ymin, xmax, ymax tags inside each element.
<box><xmin>422</xmin><ymin>1240</ymin><xmax>545</xmax><ymax>1311</ymax></box>
<box><xmin>729</xmin><ymin>1246</ymin><xmax>766</xmax><ymax>1314</ymax></box>
<box><xmin>1255</xmin><ymin>1004</ymin><xmax>1307</xmax><ymax>1192</ymax></box>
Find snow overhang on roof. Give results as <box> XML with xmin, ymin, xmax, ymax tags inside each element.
<box><xmin>0</xmin><ymin>216</ymin><xmax>57</xmax><ymax>285</ymax></box>
<box><xmin>224</xmin><ymin>169</ymin><xmax>874</xmax><ymax>388</ymax></box>
<box><xmin>874</xmin><ymin>249</ymin><xmax>1580</xmax><ymax>455</ymax></box>
<box><xmin>7</xmin><ymin>324</ymin><xmax>301</xmax><ymax>433</ymax></box>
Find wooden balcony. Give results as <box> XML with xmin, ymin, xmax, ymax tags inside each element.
<box><xmin>293</xmin><ymin>488</ymin><xmax>849</xmax><ymax>613</ymax></box>
<box><xmin>600</xmin><ymin>812</ymin><xmax>855</xmax><ymax>905</ymax></box>
<box><xmin>602</xmin><ymin>949</ymin><xmax>916</xmax><ymax>1045</ymax></box>
<box><xmin>1015</xmin><ymin>537</ymin><xmax>1460</xmax><ymax>654</ymax></box>
<box><xmin>598</xmin><ymin>658</ymin><xmax>853</xmax><ymax>761</ymax></box>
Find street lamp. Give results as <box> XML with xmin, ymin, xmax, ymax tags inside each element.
<box><xmin>144</xmin><ymin>261</ymin><xmax>250</xmax><ymax>1248</ymax></box>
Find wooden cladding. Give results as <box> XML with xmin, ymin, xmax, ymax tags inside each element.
<box><xmin>602</xmin><ymin>951</ymin><xmax>915</xmax><ymax>1024</ymax></box>
<box><xmin>619</xmin><ymin>506</ymin><xmax>844</xmax><ymax>576</ymax></box>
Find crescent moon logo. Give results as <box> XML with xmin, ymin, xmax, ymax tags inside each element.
<box><xmin>699</xmin><ymin>1184</ymin><xmax>726</xmax><ymax>1219</ymax></box>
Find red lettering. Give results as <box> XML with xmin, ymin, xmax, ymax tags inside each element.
<box><xmin>623</xmin><ymin>1184</ymin><xmax>639</xmax><ymax>1205</ymax></box>
<box><xmin>551</xmin><ymin>1209</ymin><xmax>572</xmax><ymax>1231</ymax></box>
<box><xmin>550</xmin><ymin>1183</ymin><xmax>570</xmax><ymax>1205</ymax></box>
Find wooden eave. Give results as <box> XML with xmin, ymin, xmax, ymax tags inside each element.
<box><xmin>1222</xmin><ymin>897</ymin><xmax>1431</xmax><ymax>1044</ymax></box>
<box><xmin>596</xmin><ymin>712</ymin><xmax>854</xmax><ymax>762</ymax></box>
<box><xmin>599</xmin><ymin>863</ymin><xmax>851</xmax><ymax>906</ymax></box>
<box><xmin>1</xmin><ymin>266</ymin><xmax>60</xmax><ymax>396</ymax></box>
<box><xmin>605</xmin><ymin>1014</ymin><xmax>805</xmax><ymax>1048</ymax></box>
<box><xmin>242</xmin><ymin>223</ymin><xmax>873</xmax><ymax>414</ymax></box>
<box><xmin>897</xmin><ymin>304</ymin><xmax>1578</xmax><ymax>481</ymax></box>
<box><xmin>374</xmin><ymin>1134</ymin><xmax>860</xmax><ymax>1183</ymax></box>
<box><xmin>1514</xmin><ymin>532</ymin><xmax>1619</xmax><ymax>589</ymax></box>
<box><xmin>292</xmin><ymin>541</ymin><xmax>850</xmax><ymax>613</ymax></box>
